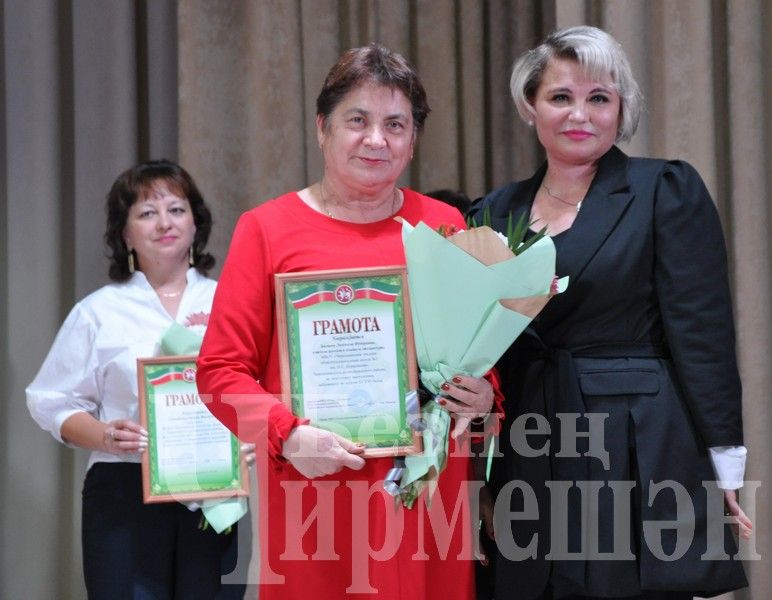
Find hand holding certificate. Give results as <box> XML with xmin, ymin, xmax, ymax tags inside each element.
<box><xmin>280</xmin><ymin>424</ymin><xmax>366</xmax><ymax>478</ymax></box>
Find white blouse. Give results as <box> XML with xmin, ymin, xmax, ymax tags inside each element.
<box><xmin>27</xmin><ymin>268</ymin><xmax>216</xmax><ymax>469</ymax></box>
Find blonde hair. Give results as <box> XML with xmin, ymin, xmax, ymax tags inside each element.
<box><xmin>510</xmin><ymin>26</ymin><xmax>643</xmax><ymax>143</ymax></box>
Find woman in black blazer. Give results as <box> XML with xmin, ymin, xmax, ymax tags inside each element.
<box><xmin>472</xmin><ymin>26</ymin><xmax>751</xmax><ymax>600</ymax></box>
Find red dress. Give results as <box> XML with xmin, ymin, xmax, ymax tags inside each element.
<box><xmin>197</xmin><ymin>190</ymin><xmax>477</xmax><ymax>599</ymax></box>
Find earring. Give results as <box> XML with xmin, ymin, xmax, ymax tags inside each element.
<box><xmin>189</xmin><ymin>246</ymin><xmax>194</xmax><ymax>266</ymax></box>
<box><xmin>127</xmin><ymin>249</ymin><xmax>135</xmax><ymax>274</ymax></box>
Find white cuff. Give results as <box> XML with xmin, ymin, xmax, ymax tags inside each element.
<box><xmin>708</xmin><ymin>446</ymin><xmax>747</xmax><ymax>490</ymax></box>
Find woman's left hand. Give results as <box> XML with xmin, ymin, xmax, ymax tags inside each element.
<box><xmin>439</xmin><ymin>374</ymin><xmax>495</xmax><ymax>439</ymax></box>
<box><xmin>724</xmin><ymin>489</ymin><xmax>753</xmax><ymax>540</ymax></box>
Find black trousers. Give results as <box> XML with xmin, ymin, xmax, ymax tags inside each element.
<box><xmin>82</xmin><ymin>463</ymin><xmax>249</xmax><ymax>600</ymax></box>
<box><xmin>559</xmin><ymin>594</ymin><xmax>692</xmax><ymax>600</ymax></box>
<box><xmin>530</xmin><ymin>585</ymin><xmax>693</xmax><ymax>600</ymax></box>
<box><xmin>514</xmin><ymin>586</ymin><xmax>692</xmax><ymax>600</ymax></box>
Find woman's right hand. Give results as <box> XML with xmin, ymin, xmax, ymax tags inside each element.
<box><xmin>281</xmin><ymin>424</ymin><xmax>366</xmax><ymax>478</ymax></box>
<box><xmin>102</xmin><ymin>419</ymin><xmax>148</xmax><ymax>455</ymax></box>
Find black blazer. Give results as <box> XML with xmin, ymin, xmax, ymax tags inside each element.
<box><xmin>472</xmin><ymin>146</ymin><xmax>746</xmax><ymax>598</ymax></box>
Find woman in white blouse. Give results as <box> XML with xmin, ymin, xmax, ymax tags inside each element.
<box><xmin>27</xmin><ymin>160</ymin><xmax>244</xmax><ymax>599</ymax></box>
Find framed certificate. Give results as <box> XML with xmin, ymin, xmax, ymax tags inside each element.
<box><xmin>137</xmin><ymin>355</ymin><xmax>249</xmax><ymax>503</ymax></box>
<box><xmin>275</xmin><ymin>266</ymin><xmax>422</xmax><ymax>457</ymax></box>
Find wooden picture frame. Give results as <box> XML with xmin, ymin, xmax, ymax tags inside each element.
<box><xmin>137</xmin><ymin>355</ymin><xmax>249</xmax><ymax>503</ymax></box>
<box><xmin>275</xmin><ymin>266</ymin><xmax>422</xmax><ymax>458</ymax></box>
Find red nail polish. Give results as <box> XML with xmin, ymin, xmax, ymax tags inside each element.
<box><xmin>452</xmin><ymin>376</ymin><xmax>462</xmax><ymax>384</ymax></box>
<box><xmin>440</xmin><ymin>382</ymin><xmax>450</xmax><ymax>391</ymax></box>
<box><xmin>438</xmin><ymin>398</ymin><xmax>447</xmax><ymax>406</ymax></box>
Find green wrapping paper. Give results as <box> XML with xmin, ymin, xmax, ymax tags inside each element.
<box><xmin>392</xmin><ymin>220</ymin><xmax>567</xmax><ymax>506</ymax></box>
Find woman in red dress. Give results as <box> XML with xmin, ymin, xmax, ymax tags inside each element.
<box><xmin>197</xmin><ymin>44</ymin><xmax>496</xmax><ymax>599</ymax></box>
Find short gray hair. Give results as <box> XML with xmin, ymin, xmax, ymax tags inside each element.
<box><xmin>510</xmin><ymin>26</ymin><xmax>643</xmax><ymax>143</ymax></box>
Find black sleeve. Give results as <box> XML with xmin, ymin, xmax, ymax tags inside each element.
<box><xmin>653</xmin><ymin>160</ymin><xmax>743</xmax><ymax>446</ymax></box>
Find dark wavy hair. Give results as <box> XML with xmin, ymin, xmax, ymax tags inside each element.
<box><xmin>105</xmin><ymin>159</ymin><xmax>215</xmax><ymax>282</ymax></box>
<box><xmin>316</xmin><ymin>44</ymin><xmax>430</xmax><ymax>134</ymax></box>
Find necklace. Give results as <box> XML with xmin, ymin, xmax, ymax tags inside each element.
<box><xmin>542</xmin><ymin>182</ymin><xmax>583</xmax><ymax>213</ymax></box>
<box><xmin>319</xmin><ymin>183</ymin><xmax>400</xmax><ymax>220</ymax></box>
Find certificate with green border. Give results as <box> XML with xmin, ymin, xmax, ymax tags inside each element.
<box><xmin>275</xmin><ymin>266</ymin><xmax>422</xmax><ymax>457</ymax></box>
<box><xmin>137</xmin><ymin>355</ymin><xmax>248</xmax><ymax>503</ymax></box>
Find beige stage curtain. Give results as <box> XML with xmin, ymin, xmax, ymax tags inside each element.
<box><xmin>1</xmin><ymin>1</ymin><xmax>769</xmax><ymax>598</ymax></box>
<box><xmin>0</xmin><ymin>1</ymin><xmax>179</xmax><ymax>598</ymax></box>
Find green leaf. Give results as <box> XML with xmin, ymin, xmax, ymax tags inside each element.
<box><xmin>482</xmin><ymin>205</ymin><xmax>492</xmax><ymax>228</ymax></box>
<box><xmin>467</xmin><ymin>205</ymin><xmax>547</xmax><ymax>256</ymax></box>
<box><xmin>514</xmin><ymin>224</ymin><xmax>548</xmax><ymax>254</ymax></box>
<box><xmin>500</xmin><ymin>210</ymin><xmax>547</xmax><ymax>256</ymax></box>
<box><xmin>505</xmin><ymin>211</ymin><xmax>514</xmax><ymax>244</ymax></box>
<box><xmin>508</xmin><ymin>211</ymin><xmax>528</xmax><ymax>252</ymax></box>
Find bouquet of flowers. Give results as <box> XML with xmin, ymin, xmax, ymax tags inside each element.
<box><xmin>386</xmin><ymin>212</ymin><xmax>566</xmax><ymax>507</ymax></box>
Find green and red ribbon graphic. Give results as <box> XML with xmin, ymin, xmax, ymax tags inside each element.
<box><xmin>290</xmin><ymin>280</ymin><xmax>399</xmax><ymax>309</ymax></box>
<box><xmin>148</xmin><ymin>366</ymin><xmax>195</xmax><ymax>387</ymax></box>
